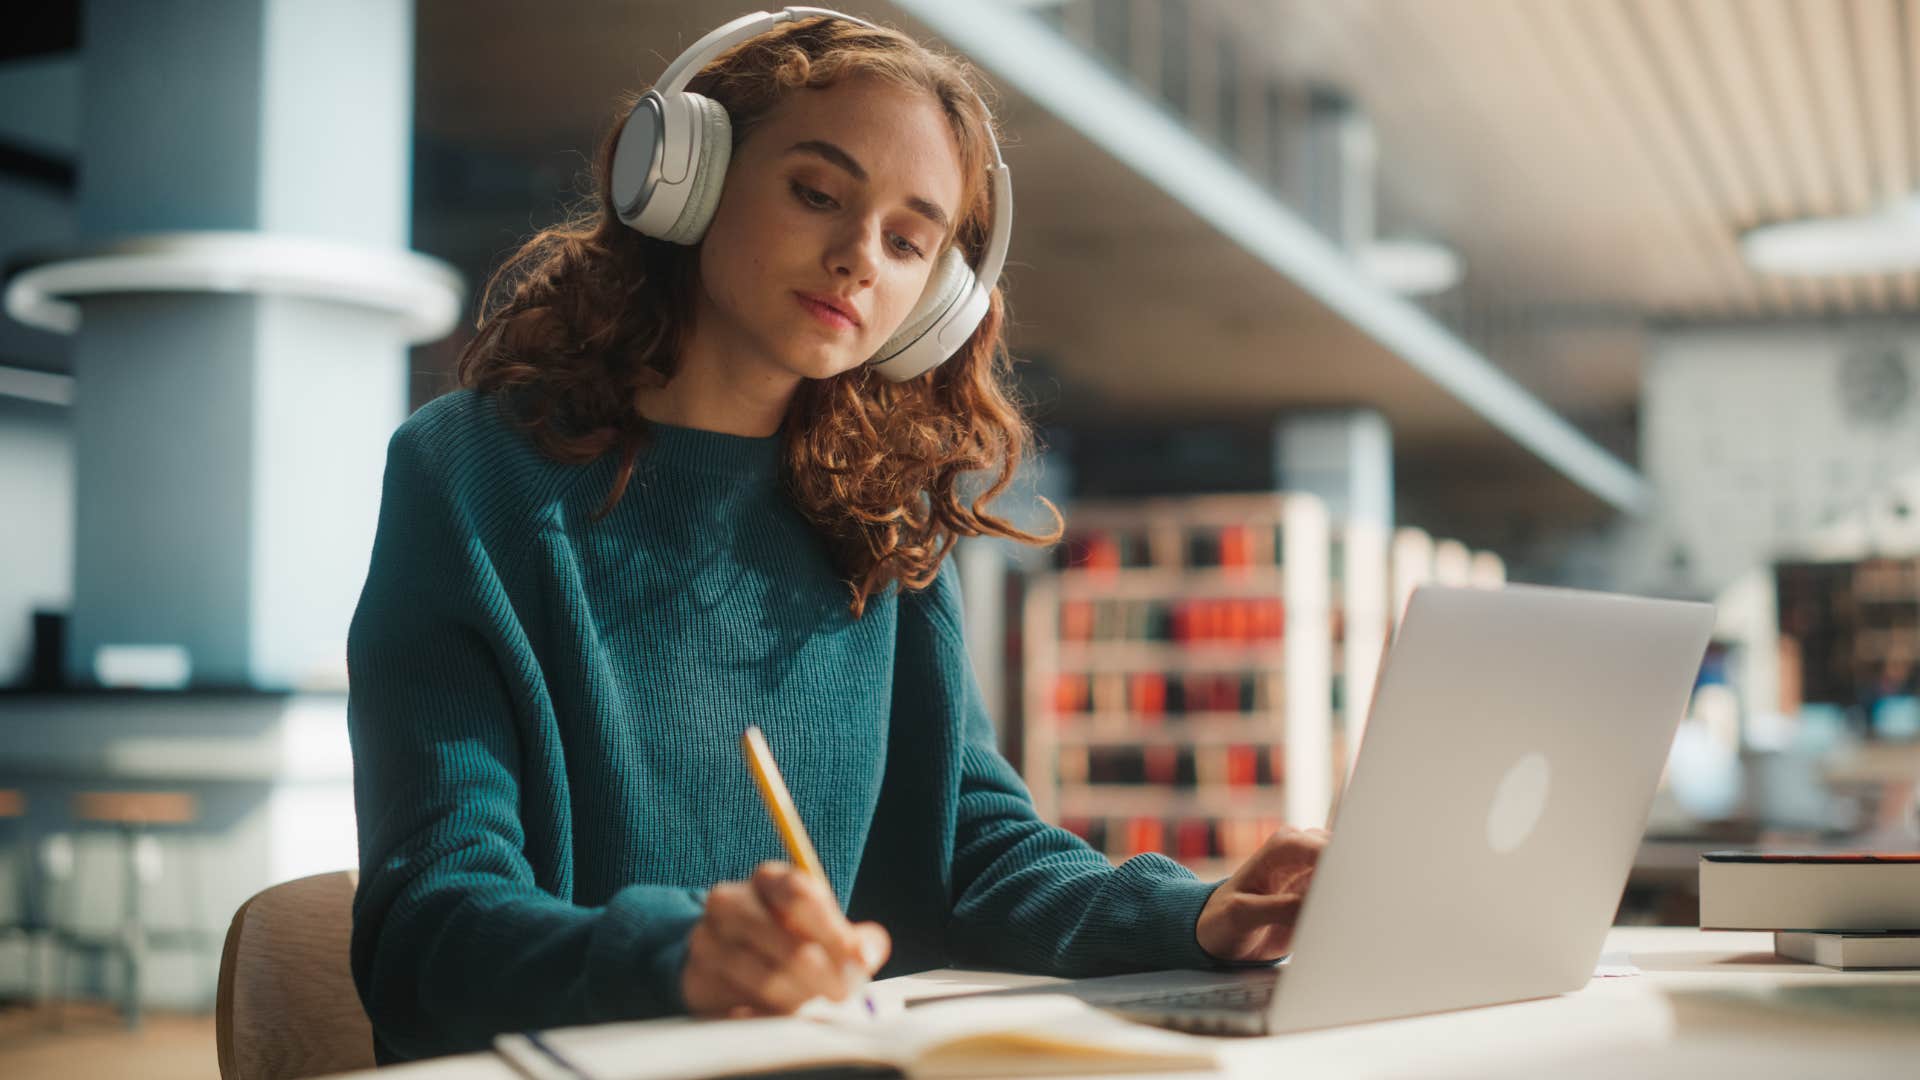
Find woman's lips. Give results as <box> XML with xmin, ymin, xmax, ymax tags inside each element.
<box><xmin>795</xmin><ymin>292</ymin><xmax>859</xmax><ymax>331</ymax></box>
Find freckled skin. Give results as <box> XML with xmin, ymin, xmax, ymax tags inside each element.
<box><xmin>639</xmin><ymin>74</ymin><xmax>965</xmax><ymax>436</ymax></box>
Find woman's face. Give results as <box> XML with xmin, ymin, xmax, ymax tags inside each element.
<box><xmin>692</xmin><ymin>73</ymin><xmax>967</xmax><ymax>385</ymax></box>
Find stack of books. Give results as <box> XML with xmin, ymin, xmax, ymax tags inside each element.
<box><xmin>1700</xmin><ymin>852</ymin><xmax>1920</xmax><ymax>969</ymax></box>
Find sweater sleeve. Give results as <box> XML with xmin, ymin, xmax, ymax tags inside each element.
<box><xmin>903</xmin><ymin>560</ymin><xmax>1224</xmax><ymax>976</ymax></box>
<box><xmin>346</xmin><ymin>423</ymin><xmax>705</xmax><ymax>1063</ymax></box>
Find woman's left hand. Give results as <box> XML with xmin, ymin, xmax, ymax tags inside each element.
<box><xmin>1194</xmin><ymin>826</ymin><xmax>1330</xmax><ymax>963</ymax></box>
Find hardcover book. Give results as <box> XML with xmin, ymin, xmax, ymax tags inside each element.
<box><xmin>1699</xmin><ymin>852</ymin><xmax>1920</xmax><ymax>931</ymax></box>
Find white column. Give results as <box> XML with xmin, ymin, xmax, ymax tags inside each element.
<box><xmin>42</xmin><ymin>0</ymin><xmax>458</xmax><ymax>689</ymax></box>
<box><xmin>1283</xmin><ymin>494</ymin><xmax>1333</xmax><ymax>828</ymax></box>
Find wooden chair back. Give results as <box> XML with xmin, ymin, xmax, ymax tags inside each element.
<box><xmin>216</xmin><ymin>870</ymin><xmax>375</xmax><ymax>1080</ymax></box>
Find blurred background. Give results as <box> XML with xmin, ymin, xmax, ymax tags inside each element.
<box><xmin>3</xmin><ymin>0</ymin><xmax>1920</xmax><ymax>1074</ymax></box>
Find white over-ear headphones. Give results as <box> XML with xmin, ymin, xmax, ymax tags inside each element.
<box><xmin>608</xmin><ymin>6</ymin><xmax>1013</xmax><ymax>382</ymax></box>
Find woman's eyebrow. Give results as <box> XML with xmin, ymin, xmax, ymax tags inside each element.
<box><xmin>785</xmin><ymin>139</ymin><xmax>951</xmax><ymax>234</ymax></box>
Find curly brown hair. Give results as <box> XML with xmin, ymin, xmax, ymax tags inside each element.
<box><xmin>455</xmin><ymin>14</ymin><xmax>1059</xmax><ymax>617</ymax></box>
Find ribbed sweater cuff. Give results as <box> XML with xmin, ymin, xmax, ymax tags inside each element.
<box><xmin>1116</xmin><ymin>856</ymin><xmax>1230</xmax><ymax>971</ymax></box>
<box><xmin>588</xmin><ymin>885</ymin><xmax>708</xmax><ymax>1020</ymax></box>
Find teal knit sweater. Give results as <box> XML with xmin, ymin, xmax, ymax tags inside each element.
<box><xmin>346</xmin><ymin>390</ymin><xmax>1221</xmax><ymax>1063</ymax></box>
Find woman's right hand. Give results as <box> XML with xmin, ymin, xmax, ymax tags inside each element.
<box><xmin>681</xmin><ymin>861</ymin><xmax>891</xmax><ymax>1018</ymax></box>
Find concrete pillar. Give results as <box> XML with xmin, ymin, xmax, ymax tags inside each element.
<box><xmin>1273</xmin><ymin>409</ymin><xmax>1393</xmax><ymax>530</ymax></box>
<box><xmin>955</xmin><ymin>538</ymin><xmax>1009</xmax><ymax>732</ymax></box>
<box><xmin>1275</xmin><ymin>411</ymin><xmax>1393</xmax><ymax>781</ymax></box>
<box><xmin>36</xmin><ymin>0</ymin><xmax>458</xmax><ymax>689</ymax></box>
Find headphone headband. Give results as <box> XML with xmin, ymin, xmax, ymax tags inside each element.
<box><xmin>653</xmin><ymin>7</ymin><xmax>1008</xmax><ymax>173</ymax></box>
<box><xmin>656</xmin><ymin>8</ymin><xmax>874</xmax><ymax>97</ymax></box>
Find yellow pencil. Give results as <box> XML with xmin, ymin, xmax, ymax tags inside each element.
<box><xmin>740</xmin><ymin>725</ymin><xmax>828</xmax><ymax>884</ymax></box>
<box><xmin>739</xmin><ymin>725</ymin><xmax>881</xmax><ymax>1018</ymax></box>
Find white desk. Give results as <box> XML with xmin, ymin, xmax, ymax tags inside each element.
<box><xmin>337</xmin><ymin>927</ymin><xmax>1920</xmax><ymax>1079</ymax></box>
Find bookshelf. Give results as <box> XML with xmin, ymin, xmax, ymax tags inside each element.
<box><xmin>1389</xmin><ymin>527</ymin><xmax>1434</xmax><ymax>627</ymax></box>
<box><xmin>1389</xmin><ymin>527</ymin><xmax>1505</xmax><ymax>623</ymax></box>
<box><xmin>1469</xmin><ymin>549</ymin><xmax>1508</xmax><ymax>590</ymax></box>
<box><xmin>1024</xmin><ymin>497</ymin><xmax>1506</xmax><ymax>881</ymax></box>
<box><xmin>1022</xmin><ymin>492</ymin><xmax>1328</xmax><ymax>884</ymax></box>
<box><xmin>1334</xmin><ymin>525</ymin><xmax>1502</xmax><ymax>784</ymax></box>
<box><xmin>1333</xmin><ymin>520</ymin><xmax>1389</xmax><ymax>778</ymax></box>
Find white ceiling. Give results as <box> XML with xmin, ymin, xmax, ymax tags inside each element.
<box><xmin>1247</xmin><ymin>0</ymin><xmax>1920</xmax><ymax>320</ymax></box>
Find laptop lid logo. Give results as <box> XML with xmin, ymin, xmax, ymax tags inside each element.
<box><xmin>1486</xmin><ymin>752</ymin><xmax>1550</xmax><ymax>854</ymax></box>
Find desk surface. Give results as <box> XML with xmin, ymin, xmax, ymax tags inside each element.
<box><xmin>339</xmin><ymin>927</ymin><xmax>1920</xmax><ymax>1080</ymax></box>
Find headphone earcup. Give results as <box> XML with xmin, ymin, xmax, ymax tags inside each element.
<box><xmin>873</xmin><ymin>247</ymin><xmax>974</xmax><ymax>370</ymax></box>
<box><xmin>655</xmin><ymin>94</ymin><xmax>733</xmax><ymax>245</ymax></box>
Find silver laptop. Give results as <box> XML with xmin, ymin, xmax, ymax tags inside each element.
<box><xmin>946</xmin><ymin>583</ymin><xmax>1715</xmax><ymax>1036</ymax></box>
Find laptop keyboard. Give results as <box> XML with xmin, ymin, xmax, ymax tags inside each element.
<box><xmin>913</xmin><ymin>968</ymin><xmax>1283</xmax><ymax>1036</ymax></box>
<box><xmin>1077</xmin><ymin>978</ymin><xmax>1277</xmax><ymax>1012</ymax></box>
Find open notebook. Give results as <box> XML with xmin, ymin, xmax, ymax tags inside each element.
<box><xmin>494</xmin><ymin>994</ymin><xmax>1220</xmax><ymax>1080</ymax></box>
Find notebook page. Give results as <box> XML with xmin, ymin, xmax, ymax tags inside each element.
<box><xmin>504</xmin><ymin>1014</ymin><xmax>885</xmax><ymax>1080</ymax></box>
<box><xmin>874</xmin><ymin>995</ymin><xmax>1220</xmax><ymax>1077</ymax></box>
<box><xmin>499</xmin><ymin>996</ymin><xmax>1218</xmax><ymax>1080</ymax></box>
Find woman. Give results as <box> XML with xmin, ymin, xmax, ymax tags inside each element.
<box><xmin>347</xmin><ymin>9</ymin><xmax>1325</xmax><ymax>1064</ymax></box>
